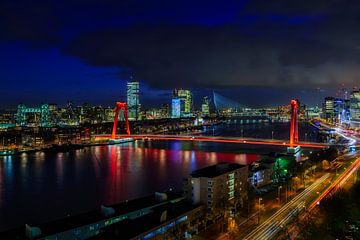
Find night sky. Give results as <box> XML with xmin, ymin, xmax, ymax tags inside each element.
<box><xmin>1</xmin><ymin>0</ymin><xmax>359</xmax><ymax>108</ymax></box>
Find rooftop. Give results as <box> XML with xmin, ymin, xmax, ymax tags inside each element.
<box><xmin>0</xmin><ymin>192</ymin><xmax>182</xmax><ymax>240</ymax></box>
<box><xmin>190</xmin><ymin>162</ymin><xmax>247</xmax><ymax>178</ymax></box>
<box><xmin>91</xmin><ymin>199</ymin><xmax>203</xmax><ymax>239</ymax></box>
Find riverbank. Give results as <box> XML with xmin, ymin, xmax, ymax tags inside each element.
<box><xmin>0</xmin><ymin>138</ymin><xmax>135</xmax><ymax>157</ymax></box>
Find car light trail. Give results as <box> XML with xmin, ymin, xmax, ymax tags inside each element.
<box><xmin>242</xmin><ymin>173</ymin><xmax>330</xmax><ymax>240</ymax></box>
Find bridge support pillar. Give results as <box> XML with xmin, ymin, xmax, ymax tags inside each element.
<box><xmin>288</xmin><ymin>99</ymin><xmax>300</xmax><ymax>154</ymax></box>
<box><xmin>111</xmin><ymin>102</ymin><xmax>130</xmax><ymax>139</ymax></box>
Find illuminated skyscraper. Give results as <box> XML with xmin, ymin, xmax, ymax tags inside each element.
<box><xmin>127</xmin><ymin>81</ymin><xmax>140</xmax><ymax>120</ymax></box>
<box><xmin>176</xmin><ymin>89</ymin><xmax>193</xmax><ymax>117</ymax></box>
<box><xmin>171</xmin><ymin>98</ymin><xmax>181</xmax><ymax>118</ymax></box>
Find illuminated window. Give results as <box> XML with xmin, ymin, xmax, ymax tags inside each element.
<box><xmin>228</xmin><ymin>179</ymin><xmax>234</xmax><ymax>185</ymax></box>
<box><xmin>229</xmin><ymin>191</ymin><xmax>234</xmax><ymax>200</ymax></box>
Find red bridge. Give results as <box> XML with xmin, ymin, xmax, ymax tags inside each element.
<box><xmin>98</xmin><ymin>100</ymin><xmax>327</xmax><ymax>149</ymax></box>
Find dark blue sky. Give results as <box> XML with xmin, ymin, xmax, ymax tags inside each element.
<box><xmin>1</xmin><ymin>0</ymin><xmax>359</xmax><ymax>108</ymax></box>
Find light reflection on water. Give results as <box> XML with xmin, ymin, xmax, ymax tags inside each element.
<box><xmin>0</xmin><ymin>140</ymin><xmax>258</xmax><ymax>231</ymax></box>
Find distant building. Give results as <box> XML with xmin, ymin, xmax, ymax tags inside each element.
<box><xmin>127</xmin><ymin>81</ymin><xmax>140</xmax><ymax>120</ymax></box>
<box><xmin>16</xmin><ymin>104</ymin><xmax>50</xmax><ymax>127</ymax></box>
<box><xmin>183</xmin><ymin>162</ymin><xmax>248</xmax><ymax>213</ymax></box>
<box><xmin>323</xmin><ymin>97</ymin><xmax>335</xmax><ymax>121</ymax></box>
<box><xmin>144</xmin><ymin>104</ymin><xmax>170</xmax><ymax>120</ymax></box>
<box><xmin>306</xmin><ymin>106</ymin><xmax>321</xmax><ymax>119</ymax></box>
<box><xmin>323</xmin><ymin>97</ymin><xmax>347</xmax><ymax>123</ymax></box>
<box><xmin>0</xmin><ymin>109</ymin><xmax>15</xmax><ymax>124</ymax></box>
<box><xmin>201</xmin><ymin>96</ymin><xmax>210</xmax><ymax>116</ymax></box>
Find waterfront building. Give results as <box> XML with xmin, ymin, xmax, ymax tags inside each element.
<box><xmin>16</xmin><ymin>104</ymin><xmax>50</xmax><ymax>127</ymax></box>
<box><xmin>350</xmin><ymin>90</ymin><xmax>360</xmax><ymax>122</ymax></box>
<box><xmin>127</xmin><ymin>81</ymin><xmax>140</xmax><ymax>120</ymax></box>
<box><xmin>201</xmin><ymin>96</ymin><xmax>210</xmax><ymax>116</ymax></box>
<box><xmin>183</xmin><ymin>162</ymin><xmax>248</xmax><ymax>213</ymax></box>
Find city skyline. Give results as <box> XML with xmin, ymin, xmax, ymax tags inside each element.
<box><xmin>1</xmin><ymin>1</ymin><xmax>360</xmax><ymax>107</ymax></box>
<box><xmin>1</xmin><ymin>2</ymin><xmax>360</xmax><ymax>239</ymax></box>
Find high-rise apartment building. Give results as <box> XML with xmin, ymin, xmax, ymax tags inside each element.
<box><xmin>127</xmin><ymin>81</ymin><xmax>140</xmax><ymax>120</ymax></box>
<box><xmin>183</xmin><ymin>163</ymin><xmax>248</xmax><ymax>213</ymax></box>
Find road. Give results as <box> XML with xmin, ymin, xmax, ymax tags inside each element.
<box><xmin>284</xmin><ymin>155</ymin><xmax>360</xmax><ymax>240</ymax></box>
<box><xmin>241</xmin><ymin>173</ymin><xmax>330</xmax><ymax>240</ymax></box>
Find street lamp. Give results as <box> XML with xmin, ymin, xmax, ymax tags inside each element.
<box><xmin>258</xmin><ymin>197</ymin><xmax>263</xmax><ymax>224</ymax></box>
<box><xmin>278</xmin><ymin>186</ymin><xmax>282</xmax><ymax>204</ymax></box>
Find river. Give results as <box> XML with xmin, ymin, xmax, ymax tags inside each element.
<box><xmin>0</xmin><ymin>122</ymin><xmax>319</xmax><ymax>231</ymax></box>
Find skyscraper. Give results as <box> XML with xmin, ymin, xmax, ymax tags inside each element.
<box><xmin>171</xmin><ymin>98</ymin><xmax>181</xmax><ymax>118</ymax></box>
<box><xmin>127</xmin><ymin>81</ymin><xmax>140</xmax><ymax>120</ymax></box>
<box><xmin>177</xmin><ymin>89</ymin><xmax>193</xmax><ymax>117</ymax></box>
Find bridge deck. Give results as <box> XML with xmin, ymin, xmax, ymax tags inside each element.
<box><xmin>94</xmin><ymin>134</ymin><xmax>328</xmax><ymax>149</ymax></box>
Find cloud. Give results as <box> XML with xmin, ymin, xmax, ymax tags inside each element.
<box><xmin>1</xmin><ymin>0</ymin><xmax>360</xmax><ymax>90</ymax></box>
<box><xmin>63</xmin><ymin>22</ymin><xmax>360</xmax><ymax>89</ymax></box>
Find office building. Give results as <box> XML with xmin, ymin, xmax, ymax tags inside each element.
<box><xmin>183</xmin><ymin>162</ymin><xmax>248</xmax><ymax>213</ymax></box>
<box><xmin>127</xmin><ymin>81</ymin><xmax>140</xmax><ymax>120</ymax></box>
